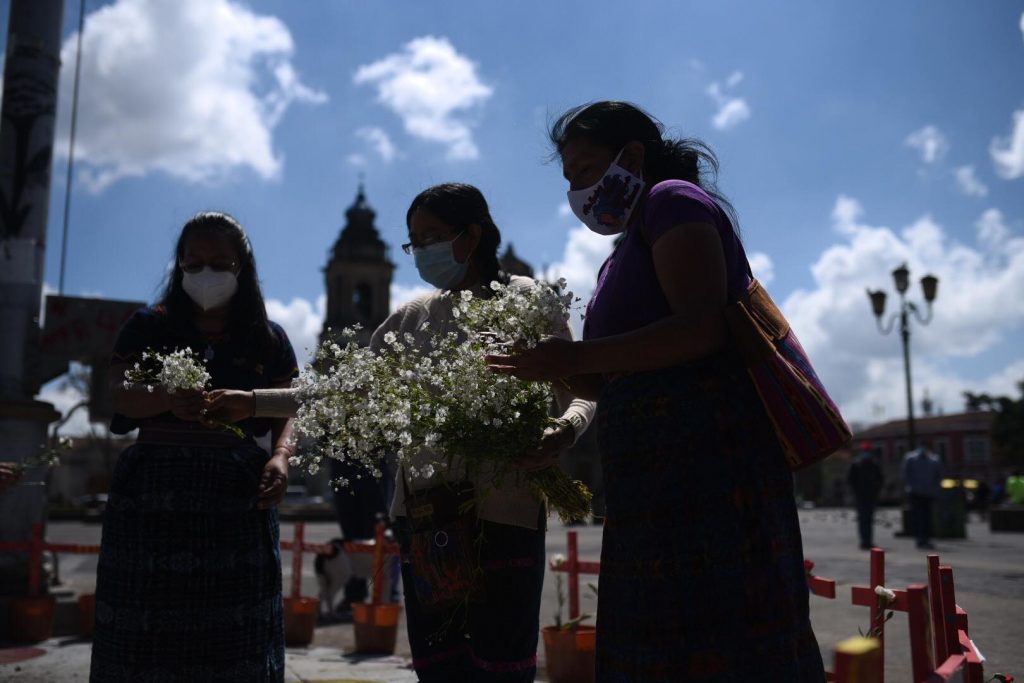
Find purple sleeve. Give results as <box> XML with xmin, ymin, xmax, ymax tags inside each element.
<box><xmin>642</xmin><ymin>180</ymin><xmax>720</xmax><ymax>245</ymax></box>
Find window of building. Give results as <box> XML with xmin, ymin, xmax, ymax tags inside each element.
<box><xmin>964</xmin><ymin>436</ymin><xmax>990</xmax><ymax>468</ymax></box>
<box><xmin>933</xmin><ymin>437</ymin><xmax>950</xmax><ymax>462</ymax></box>
<box><xmin>353</xmin><ymin>283</ymin><xmax>373</xmax><ymax>320</ymax></box>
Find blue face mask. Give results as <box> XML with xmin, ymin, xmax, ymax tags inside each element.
<box><xmin>413</xmin><ymin>236</ymin><xmax>469</xmax><ymax>290</ymax></box>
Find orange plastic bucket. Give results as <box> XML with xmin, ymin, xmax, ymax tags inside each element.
<box><xmin>8</xmin><ymin>596</ymin><xmax>57</xmax><ymax>644</ymax></box>
<box><xmin>282</xmin><ymin>596</ymin><xmax>319</xmax><ymax>647</ymax></box>
<box><xmin>542</xmin><ymin>625</ymin><xmax>596</xmax><ymax>683</ymax></box>
<box><xmin>78</xmin><ymin>593</ymin><xmax>96</xmax><ymax>639</ymax></box>
<box><xmin>352</xmin><ymin>602</ymin><xmax>400</xmax><ymax>654</ymax></box>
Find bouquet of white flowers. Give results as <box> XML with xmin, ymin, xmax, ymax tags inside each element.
<box><xmin>290</xmin><ymin>279</ymin><xmax>592</xmax><ymax>522</ymax></box>
<box><xmin>16</xmin><ymin>435</ymin><xmax>73</xmax><ymax>472</ymax></box>
<box><xmin>123</xmin><ymin>348</ymin><xmax>244</xmax><ymax>438</ymax></box>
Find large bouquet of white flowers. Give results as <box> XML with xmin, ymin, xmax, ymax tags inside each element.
<box><xmin>290</xmin><ymin>279</ymin><xmax>592</xmax><ymax>522</ymax></box>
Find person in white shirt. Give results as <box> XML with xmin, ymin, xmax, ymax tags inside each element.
<box><xmin>206</xmin><ymin>183</ymin><xmax>594</xmax><ymax>682</ymax></box>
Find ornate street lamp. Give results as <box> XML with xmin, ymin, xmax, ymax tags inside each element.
<box><xmin>866</xmin><ymin>263</ymin><xmax>939</xmax><ymax>450</ymax></box>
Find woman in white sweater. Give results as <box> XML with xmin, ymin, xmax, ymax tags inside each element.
<box><xmin>207</xmin><ymin>183</ymin><xmax>594</xmax><ymax>682</ymax></box>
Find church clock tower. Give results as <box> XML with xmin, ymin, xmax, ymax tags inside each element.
<box><xmin>322</xmin><ymin>184</ymin><xmax>395</xmax><ymax>346</ymax></box>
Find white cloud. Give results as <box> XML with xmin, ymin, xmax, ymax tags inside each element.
<box><xmin>975</xmin><ymin>208</ymin><xmax>1010</xmax><ymax>251</ymax></box>
<box><xmin>706</xmin><ymin>73</ymin><xmax>751</xmax><ymax>131</ymax></box>
<box><xmin>954</xmin><ymin>165</ymin><xmax>989</xmax><ymax>197</ymax></box>
<box><xmin>558</xmin><ymin>202</ymin><xmax>573</xmax><ymax>218</ymax></box>
<box><xmin>347</xmin><ymin>153</ymin><xmax>367</xmax><ymax>167</ymax></box>
<box><xmin>781</xmin><ymin>197</ymin><xmax>1024</xmax><ymax>424</ymax></box>
<box><xmin>356</xmin><ymin>126</ymin><xmax>398</xmax><ymax>163</ymax></box>
<box><xmin>37</xmin><ymin>381</ymin><xmax>90</xmax><ymax>435</ymax></box>
<box><xmin>57</xmin><ymin>0</ymin><xmax>326</xmax><ymax>192</ymax></box>
<box><xmin>265</xmin><ymin>295</ymin><xmax>325</xmax><ymax>368</ymax></box>
<box><xmin>904</xmin><ymin>125</ymin><xmax>949</xmax><ymax>164</ymax></box>
<box><xmin>990</xmin><ymin>109</ymin><xmax>1024</xmax><ymax>179</ymax></box>
<box><xmin>748</xmin><ymin>252</ymin><xmax>775</xmax><ymax>286</ymax></box>
<box><xmin>354</xmin><ymin>36</ymin><xmax>493</xmax><ymax>160</ymax></box>
<box><xmin>541</xmin><ymin>225</ymin><xmax>617</xmax><ymax>337</ymax></box>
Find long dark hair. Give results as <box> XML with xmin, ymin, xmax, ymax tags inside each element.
<box><xmin>158</xmin><ymin>211</ymin><xmax>278</xmax><ymax>358</ymax></box>
<box><xmin>549</xmin><ymin>100</ymin><xmax>738</xmax><ymax>225</ymax></box>
<box><xmin>406</xmin><ymin>183</ymin><xmax>503</xmax><ymax>286</ymax></box>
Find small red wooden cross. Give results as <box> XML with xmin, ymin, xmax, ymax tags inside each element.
<box><xmin>850</xmin><ymin>548</ymin><xmax>889</xmax><ymax>681</ymax></box>
<box><xmin>549</xmin><ymin>530</ymin><xmax>600</xmax><ymax>620</ymax></box>
<box><xmin>0</xmin><ymin>523</ymin><xmax>102</xmax><ymax>597</ymax></box>
<box><xmin>280</xmin><ymin>521</ymin><xmax>400</xmax><ymax>603</ymax></box>
<box><xmin>805</xmin><ymin>558</ymin><xmax>837</xmax><ymax>599</ymax></box>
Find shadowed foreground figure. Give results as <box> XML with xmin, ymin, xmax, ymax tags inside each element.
<box><xmin>487</xmin><ymin>101</ymin><xmax>826</xmax><ymax>682</ymax></box>
<box><xmin>90</xmin><ymin>213</ymin><xmax>298</xmax><ymax>682</ymax></box>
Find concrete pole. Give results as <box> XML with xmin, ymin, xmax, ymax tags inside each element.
<box><xmin>0</xmin><ymin>0</ymin><xmax>66</xmax><ymax>609</ymax></box>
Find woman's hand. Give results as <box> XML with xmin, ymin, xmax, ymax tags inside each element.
<box><xmin>257</xmin><ymin>451</ymin><xmax>289</xmax><ymax>510</ymax></box>
<box><xmin>514</xmin><ymin>420</ymin><xmax>575</xmax><ymax>472</ymax></box>
<box><xmin>485</xmin><ymin>337</ymin><xmax>583</xmax><ymax>382</ymax></box>
<box><xmin>203</xmin><ymin>389</ymin><xmax>253</xmax><ymax>424</ymax></box>
<box><xmin>168</xmin><ymin>388</ymin><xmax>205</xmax><ymax>421</ymax></box>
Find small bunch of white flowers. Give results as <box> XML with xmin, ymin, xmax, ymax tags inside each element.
<box><xmin>123</xmin><ymin>348</ymin><xmax>211</xmax><ymax>393</ymax></box>
<box><xmin>859</xmin><ymin>584</ymin><xmax>897</xmax><ymax>638</ymax></box>
<box><xmin>19</xmin><ymin>435</ymin><xmax>74</xmax><ymax>472</ymax></box>
<box><xmin>122</xmin><ymin>348</ymin><xmax>243</xmax><ymax>437</ymax></box>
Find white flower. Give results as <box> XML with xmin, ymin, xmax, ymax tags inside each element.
<box><xmin>874</xmin><ymin>585</ymin><xmax>896</xmax><ymax>603</ymax></box>
<box><xmin>550</xmin><ymin>553</ymin><xmax>566</xmax><ymax>568</ymax></box>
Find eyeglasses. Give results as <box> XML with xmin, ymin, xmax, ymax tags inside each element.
<box><xmin>401</xmin><ymin>230</ymin><xmax>465</xmax><ymax>256</ymax></box>
<box><xmin>179</xmin><ymin>260</ymin><xmax>239</xmax><ymax>274</ymax></box>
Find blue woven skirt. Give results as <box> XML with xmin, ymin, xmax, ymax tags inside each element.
<box><xmin>89</xmin><ymin>443</ymin><xmax>284</xmax><ymax>682</ymax></box>
<box><xmin>594</xmin><ymin>350</ymin><xmax>825</xmax><ymax>682</ymax></box>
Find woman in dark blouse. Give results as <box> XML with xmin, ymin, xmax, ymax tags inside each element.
<box><xmin>90</xmin><ymin>212</ymin><xmax>298</xmax><ymax>683</ymax></box>
<box><xmin>488</xmin><ymin>102</ymin><xmax>825</xmax><ymax>682</ymax></box>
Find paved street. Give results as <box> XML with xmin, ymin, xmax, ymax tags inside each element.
<box><xmin>3</xmin><ymin>508</ymin><xmax>1022</xmax><ymax>681</ymax></box>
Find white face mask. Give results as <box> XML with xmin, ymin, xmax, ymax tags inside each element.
<box><xmin>182</xmin><ymin>268</ymin><xmax>238</xmax><ymax>311</ymax></box>
<box><xmin>567</xmin><ymin>148</ymin><xmax>645</xmax><ymax>235</ymax></box>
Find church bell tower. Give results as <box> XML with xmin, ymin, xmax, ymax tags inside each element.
<box><xmin>322</xmin><ymin>184</ymin><xmax>395</xmax><ymax>346</ymax></box>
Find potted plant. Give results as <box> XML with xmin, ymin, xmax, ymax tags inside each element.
<box><xmin>542</xmin><ymin>559</ymin><xmax>597</xmax><ymax>683</ymax></box>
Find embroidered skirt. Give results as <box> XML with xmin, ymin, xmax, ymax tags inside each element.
<box><xmin>594</xmin><ymin>350</ymin><xmax>826</xmax><ymax>682</ymax></box>
<box><xmin>90</xmin><ymin>443</ymin><xmax>284</xmax><ymax>682</ymax></box>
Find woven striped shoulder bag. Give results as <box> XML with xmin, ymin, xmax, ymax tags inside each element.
<box><xmin>723</xmin><ymin>277</ymin><xmax>852</xmax><ymax>470</ymax></box>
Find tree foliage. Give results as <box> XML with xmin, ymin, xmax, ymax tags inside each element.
<box><xmin>968</xmin><ymin>381</ymin><xmax>1024</xmax><ymax>467</ymax></box>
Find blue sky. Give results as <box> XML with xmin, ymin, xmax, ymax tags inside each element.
<box><xmin>3</xmin><ymin>0</ymin><xmax>1023</xmax><ymax>430</ymax></box>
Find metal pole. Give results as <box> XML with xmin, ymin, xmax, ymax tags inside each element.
<box><xmin>0</xmin><ymin>0</ymin><xmax>67</xmax><ymax>611</ymax></box>
<box><xmin>58</xmin><ymin>0</ymin><xmax>86</xmax><ymax>295</ymax></box>
<box><xmin>899</xmin><ymin>298</ymin><xmax>916</xmax><ymax>450</ymax></box>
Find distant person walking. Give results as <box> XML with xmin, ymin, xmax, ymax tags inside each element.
<box><xmin>902</xmin><ymin>445</ymin><xmax>943</xmax><ymax>549</ymax></box>
<box><xmin>848</xmin><ymin>442</ymin><xmax>883</xmax><ymax>549</ymax></box>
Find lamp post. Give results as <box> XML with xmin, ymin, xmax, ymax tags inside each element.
<box><xmin>867</xmin><ymin>263</ymin><xmax>939</xmax><ymax>450</ymax></box>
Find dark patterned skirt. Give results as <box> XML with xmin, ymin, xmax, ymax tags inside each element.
<box><xmin>89</xmin><ymin>443</ymin><xmax>284</xmax><ymax>682</ymax></box>
<box><xmin>594</xmin><ymin>350</ymin><xmax>826</xmax><ymax>683</ymax></box>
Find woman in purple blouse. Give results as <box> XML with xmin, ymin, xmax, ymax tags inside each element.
<box><xmin>488</xmin><ymin>102</ymin><xmax>825</xmax><ymax>682</ymax></box>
